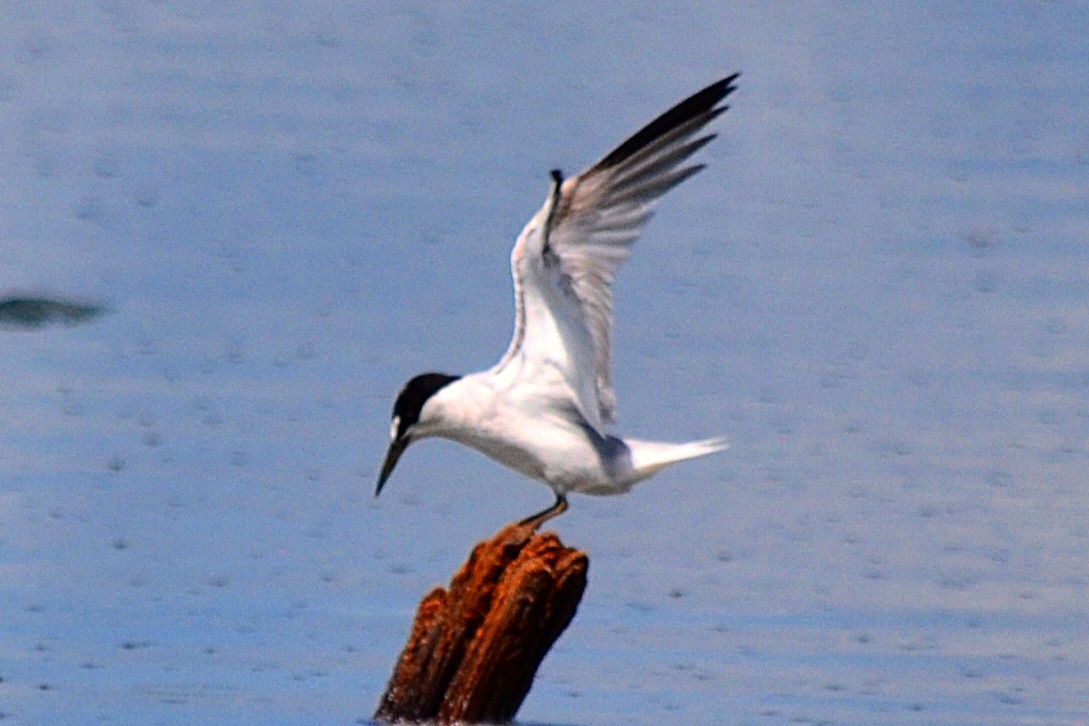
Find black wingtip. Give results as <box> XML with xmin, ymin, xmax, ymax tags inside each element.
<box><xmin>543</xmin><ymin>169</ymin><xmax>566</xmax><ymax>252</ymax></box>
<box><xmin>598</xmin><ymin>73</ymin><xmax>740</xmax><ymax>171</ymax></box>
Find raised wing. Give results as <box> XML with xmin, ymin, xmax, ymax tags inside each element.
<box><xmin>498</xmin><ymin>75</ymin><xmax>739</xmax><ymax>431</ymax></box>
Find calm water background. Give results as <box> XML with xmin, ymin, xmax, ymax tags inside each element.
<box><xmin>2</xmin><ymin>3</ymin><xmax>1087</xmax><ymax>724</ymax></box>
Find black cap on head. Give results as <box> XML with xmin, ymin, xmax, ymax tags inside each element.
<box><xmin>390</xmin><ymin>372</ymin><xmax>460</xmax><ymax>441</ymax></box>
<box><xmin>377</xmin><ymin>372</ymin><xmax>460</xmax><ymax>496</ymax></box>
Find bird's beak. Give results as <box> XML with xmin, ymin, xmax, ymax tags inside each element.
<box><xmin>376</xmin><ymin>437</ymin><xmax>409</xmax><ymax>496</ymax></box>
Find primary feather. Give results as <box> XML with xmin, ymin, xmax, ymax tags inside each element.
<box><xmin>497</xmin><ymin>74</ymin><xmax>739</xmax><ymax>429</ymax></box>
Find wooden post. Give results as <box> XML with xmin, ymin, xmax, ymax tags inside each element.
<box><xmin>374</xmin><ymin>521</ymin><xmax>588</xmax><ymax>724</ymax></box>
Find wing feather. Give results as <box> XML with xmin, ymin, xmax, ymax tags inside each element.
<box><xmin>498</xmin><ymin>74</ymin><xmax>739</xmax><ymax>429</ymax></box>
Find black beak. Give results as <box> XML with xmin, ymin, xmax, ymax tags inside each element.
<box><xmin>376</xmin><ymin>437</ymin><xmax>409</xmax><ymax>496</ymax></box>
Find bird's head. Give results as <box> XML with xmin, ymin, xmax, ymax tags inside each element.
<box><xmin>376</xmin><ymin>372</ymin><xmax>461</xmax><ymax>496</ymax></box>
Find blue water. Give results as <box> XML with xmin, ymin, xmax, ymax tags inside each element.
<box><xmin>2</xmin><ymin>3</ymin><xmax>1087</xmax><ymax>724</ymax></box>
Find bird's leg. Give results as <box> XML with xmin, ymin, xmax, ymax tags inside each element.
<box><xmin>518</xmin><ymin>492</ymin><xmax>569</xmax><ymax>530</ymax></box>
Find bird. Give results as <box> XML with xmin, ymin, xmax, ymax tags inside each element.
<box><xmin>376</xmin><ymin>75</ymin><xmax>738</xmax><ymax>528</ymax></box>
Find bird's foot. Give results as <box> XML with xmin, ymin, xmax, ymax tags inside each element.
<box><xmin>518</xmin><ymin>492</ymin><xmax>569</xmax><ymax>531</ymax></box>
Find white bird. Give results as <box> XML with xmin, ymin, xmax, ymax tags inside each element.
<box><xmin>377</xmin><ymin>75</ymin><xmax>738</xmax><ymax>528</ymax></box>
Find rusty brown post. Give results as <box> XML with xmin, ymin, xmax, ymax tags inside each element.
<box><xmin>374</xmin><ymin>521</ymin><xmax>588</xmax><ymax>724</ymax></box>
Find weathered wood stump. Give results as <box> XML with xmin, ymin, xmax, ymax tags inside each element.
<box><xmin>374</xmin><ymin>521</ymin><xmax>588</xmax><ymax>724</ymax></box>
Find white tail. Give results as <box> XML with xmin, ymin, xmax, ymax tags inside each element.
<box><xmin>625</xmin><ymin>435</ymin><xmax>729</xmax><ymax>484</ymax></box>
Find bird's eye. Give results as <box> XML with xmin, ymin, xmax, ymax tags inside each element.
<box><xmin>390</xmin><ymin>415</ymin><xmax>401</xmax><ymax>441</ymax></box>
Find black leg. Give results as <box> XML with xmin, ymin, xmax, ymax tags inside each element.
<box><xmin>518</xmin><ymin>492</ymin><xmax>569</xmax><ymax>530</ymax></box>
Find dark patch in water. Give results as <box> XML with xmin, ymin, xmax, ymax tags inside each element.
<box><xmin>0</xmin><ymin>296</ymin><xmax>106</xmax><ymax>329</ymax></box>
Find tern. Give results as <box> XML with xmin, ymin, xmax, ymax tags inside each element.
<box><xmin>377</xmin><ymin>75</ymin><xmax>738</xmax><ymax>528</ymax></box>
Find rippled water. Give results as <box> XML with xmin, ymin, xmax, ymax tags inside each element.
<box><xmin>2</xmin><ymin>3</ymin><xmax>1087</xmax><ymax>724</ymax></box>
